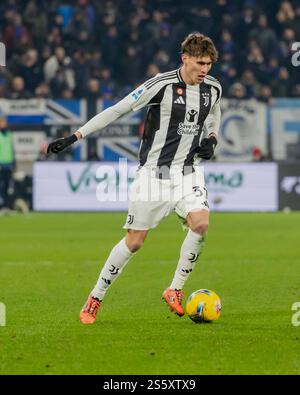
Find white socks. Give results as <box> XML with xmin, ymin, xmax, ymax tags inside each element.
<box><xmin>91</xmin><ymin>238</ymin><xmax>133</xmax><ymax>300</ymax></box>
<box><xmin>91</xmin><ymin>230</ymin><xmax>204</xmax><ymax>300</ymax></box>
<box><xmin>170</xmin><ymin>230</ymin><xmax>205</xmax><ymax>290</ymax></box>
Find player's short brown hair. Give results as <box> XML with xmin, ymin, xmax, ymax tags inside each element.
<box><xmin>181</xmin><ymin>32</ymin><xmax>218</xmax><ymax>62</ymax></box>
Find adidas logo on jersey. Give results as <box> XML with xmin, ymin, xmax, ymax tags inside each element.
<box><xmin>174</xmin><ymin>96</ymin><xmax>185</xmax><ymax>104</ymax></box>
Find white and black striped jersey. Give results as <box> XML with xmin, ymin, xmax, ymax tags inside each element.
<box><xmin>79</xmin><ymin>68</ymin><xmax>222</xmax><ymax>171</ymax></box>
<box><xmin>126</xmin><ymin>68</ymin><xmax>222</xmax><ymax>170</ymax></box>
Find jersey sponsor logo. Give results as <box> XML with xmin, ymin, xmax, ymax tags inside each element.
<box><xmin>174</xmin><ymin>96</ymin><xmax>185</xmax><ymax>104</ymax></box>
<box><xmin>177</xmin><ymin>109</ymin><xmax>200</xmax><ymax>135</ymax></box>
<box><xmin>186</xmin><ymin>109</ymin><xmax>198</xmax><ymax>122</ymax></box>
<box><xmin>131</xmin><ymin>88</ymin><xmax>144</xmax><ymax>101</ymax></box>
<box><xmin>177</xmin><ymin>122</ymin><xmax>200</xmax><ymax>135</ymax></box>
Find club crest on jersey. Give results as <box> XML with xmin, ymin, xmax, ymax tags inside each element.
<box><xmin>202</xmin><ymin>92</ymin><xmax>210</xmax><ymax>107</ymax></box>
<box><xmin>127</xmin><ymin>214</ymin><xmax>134</xmax><ymax>224</ymax></box>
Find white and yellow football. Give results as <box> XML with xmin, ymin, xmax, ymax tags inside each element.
<box><xmin>186</xmin><ymin>289</ymin><xmax>221</xmax><ymax>323</ymax></box>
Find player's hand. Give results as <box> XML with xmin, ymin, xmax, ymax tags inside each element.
<box><xmin>47</xmin><ymin>134</ymin><xmax>78</xmax><ymax>154</ymax></box>
<box><xmin>195</xmin><ymin>136</ymin><xmax>217</xmax><ymax>160</ymax></box>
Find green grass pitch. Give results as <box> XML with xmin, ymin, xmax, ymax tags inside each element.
<box><xmin>0</xmin><ymin>212</ymin><xmax>299</xmax><ymax>375</ymax></box>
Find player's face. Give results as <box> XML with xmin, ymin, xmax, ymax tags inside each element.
<box><xmin>181</xmin><ymin>54</ymin><xmax>213</xmax><ymax>85</ymax></box>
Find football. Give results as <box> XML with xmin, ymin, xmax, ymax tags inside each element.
<box><xmin>186</xmin><ymin>289</ymin><xmax>221</xmax><ymax>323</ymax></box>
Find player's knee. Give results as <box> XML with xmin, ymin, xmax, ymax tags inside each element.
<box><xmin>127</xmin><ymin>239</ymin><xmax>145</xmax><ymax>253</ymax></box>
<box><xmin>190</xmin><ymin>221</ymin><xmax>209</xmax><ymax>236</ymax></box>
<box><xmin>126</xmin><ymin>231</ymin><xmax>147</xmax><ymax>252</ymax></box>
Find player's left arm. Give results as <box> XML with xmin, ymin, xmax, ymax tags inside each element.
<box><xmin>196</xmin><ymin>87</ymin><xmax>221</xmax><ymax>160</ymax></box>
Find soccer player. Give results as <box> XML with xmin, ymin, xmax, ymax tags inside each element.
<box><xmin>47</xmin><ymin>33</ymin><xmax>221</xmax><ymax>324</ymax></box>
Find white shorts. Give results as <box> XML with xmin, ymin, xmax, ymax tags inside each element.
<box><xmin>123</xmin><ymin>165</ymin><xmax>209</xmax><ymax>230</ymax></box>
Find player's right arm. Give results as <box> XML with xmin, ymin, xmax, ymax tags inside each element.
<box><xmin>47</xmin><ymin>79</ymin><xmax>164</xmax><ymax>154</ymax></box>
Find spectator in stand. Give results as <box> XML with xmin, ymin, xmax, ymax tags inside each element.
<box><xmin>146</xmin><ymin>63</ymin><xmax>160</xmax><ymax>79</ymax></box>
<box><xmin>0</xmin><ymin>80</ymin><xmax>7</xmax><ymax>98</ymax></box>
<box><xmin>0</xmin><ymin>0</ymin><xmax>299</xmax><ymax>99</ymax></box>
<box><xmin>72</xmin><ymin>49</ymin><xmax>90</xmax><ymax>98</ymax></box>
<box><xmin>61</xmin><ymin>88</ymin><xmax>74</xmax><ymax>99</ymax></box>
<box><xmin>240</xmin><ymin>69</ymin><xmax>261</xmax><ymax>98</ymax></box>
<box><xmin>292</xmin><ymin>5</ymin><xmax>300</xmax><ymax>39</ymax></box>
<box><xmin>18</xmin><ymin>49</ymin><xmax>43</xmax><ymax>94</ymax></box>
<box><xmin>99</xmin><ymin>68</ymin><xmax>116</xmax><ymax>98</ymax></box>
<box><xmin>292</xmin><ymin>84</ymin><xmax>300</xmax><ymax>98</ymax></box>
<box><xmin>7</xmin><ymin>76</ymin><xmax>31</xmax><ymax>99</ymax></box>
<box><xmin>120</xmin><ymin>46</ymin><xmax>141</xmax><ymax>87</ymax></box>
<box><xmin>220</xmin><ymin>30</ymin><xmax>235</xmax><ymax>57</ymax></box>
<box><xmin>35</xmin><ymin>82</ymin><xmax>51</xmax><ymax>99</ymax></box>
<box><xmin>271</xmin><ymin>67</ymin><xmax>292</xmax><ymax>97</ymax></box>
<box><xmin>0</xmin><ymin>113</ymin><xmax>15</xmax><ymax>211</ymax></box>
<box><xmin>3</xmin><ymin>12</ymin><xmax>31</xmax><ymax>57</ymax></box>
<box><xmin>235</xmin><ymin>6</ymin><xmax>256</xmax><ymax>49</ymax></box>
<box><xmin>245</xmin><ymin>43</ymin><xmax>268</xmax><ymax>83</ymax></box>
<box><xmin>89</xmin><ymin>50</ymin><xmax>104</xmax><ymax>80</ymax></box>
<box><xmin>257</xmin><ymin>85</ymin><xmax>273</xmax><ymax>103</ymax></box>
<box><xmin>85</xmin><ymin>78</ymin><xmax>101</xmax><ymax>101</ymax></box>
<box><xmin>228</xmin><ymin>82</ymin><xmax>247</xmax><ymax>99</ymax></box>
<box><xmin>249</xmin><ymin>14</ymin><xmax>278</xmax><ymax>60</ymax></box>
<box><xmin>153</xmin><ymin>49</ymin><xmax>170</xmax><ymax>73</ymax></box>
<box><xmin>279</xmin><ymin>27</ymin><xmax>297</xmax><ymax>60</ymax></box>
<box><xmin>221</xmin><ymin>65</ymin><xmax>238</xmax><ymax>97</ymax></box>
<box><xmin>44</xmin><ymin>46</ymin><xmax>74</xmax><ymax>91</ymax></box>
<box><xmin>276</xmin><ymin>0</ymin><xmax>295</xmax><ymax>32</ymax></box>
<box><xmin>50</xmin><ymin>68</ymin><xmax>71</xmax><ymax>98</ymax></box>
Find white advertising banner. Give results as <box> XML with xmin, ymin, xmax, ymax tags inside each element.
<box><xmin>217</xmin><ymin>99</ymin><xmax>267</xmax><ymax>162</ymax></box>
<box><xmin>33</xmin><ymin>161</ymin><xmax>138</xmax><ymax>211</ymax></box>
<box><xmin>204</xmin><ymin>162</ymin><xmax>278</xmax><ymax>211</ymax></box>
<box><xmin>33</xmin><ymin>162</ymin><xmax>278</xmax><ymax>212</ymax></box>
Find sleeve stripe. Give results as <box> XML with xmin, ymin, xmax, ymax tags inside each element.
<box><xmin>176</xmin><ymin>68</ymin><xmax>183</xmax><ymax>82</ymax></box>
<box><xmin>204</xmin><ymin>77</ymin><xmax>222</xmax><ymax>102</ymax></box>
<box><xmin>145</xmin><ymin>75</ymin><xmax>178</xmax><ymax>90</ymax></box>
<box><xmin>144</xmin><ymin>72</ymin><xmax>177</xmax><ymax>88</ymax></box>
<box><xmin>144</xmin><ymin>70</ymin><xmax>177</xmax><ymax>86</ymax></box>
<box><xmin>144</xmin><ymin>71</ymin><xmax>178</xmax><ymax>89</ymax></box>
<box><xmin>205</xmin><ymin>75</ymin><xmax>221</xmax><ymax>84</ymax></box>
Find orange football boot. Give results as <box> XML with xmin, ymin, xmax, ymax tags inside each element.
<box><xmin>162</xmin><ymin>288</ymin><xmax>185</xmax><ymax>317</ymax></box>
<box><xmin>80</xmin><ymin>295</ymin><xmax>101</xmax><ymax>324</ymax></box>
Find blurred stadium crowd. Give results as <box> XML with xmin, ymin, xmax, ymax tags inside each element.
<box><xmin>1</xmin><ymin>0</ymin><xmax>300</xmax><ymax>102</ymax></box>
